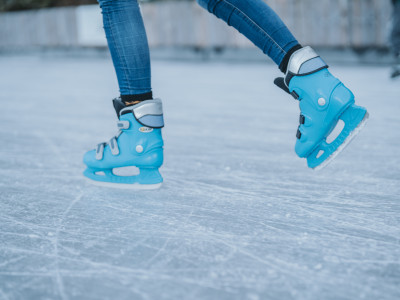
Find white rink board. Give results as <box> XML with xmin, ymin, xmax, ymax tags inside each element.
<box><xmin>76</xmin><ymin>5</ymin><xmax>107</xmax><ymax>47</ymax></box>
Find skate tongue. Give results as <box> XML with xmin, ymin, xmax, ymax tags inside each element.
<box><xmin>112</xmin><ymin>98</ymin><xmax>126</xmax><ymax>118</ymax></box>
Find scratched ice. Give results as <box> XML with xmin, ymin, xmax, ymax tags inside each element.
<box><xmin>0</xmin><ymin>54</ymin><xmax>399</xmax><ymax>300</ymax></box>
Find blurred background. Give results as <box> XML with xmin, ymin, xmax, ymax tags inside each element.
<box><xmin>1</xmin><ymin>2</ymin><xmax>400</xmax><ymax>299</ymax></box>
<box><xmin>0</xmin><ymin>0</ymin><xmax>397</xmax><ymax>64</ymax></box>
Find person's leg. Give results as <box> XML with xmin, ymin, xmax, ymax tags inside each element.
<box><xmin>391</xmin><ymin>0</ymin><xmax>400</xmax><ymax>54</ymax></box>
<box><xmin>197</xmin><ymin>0</ymin><xmax>301</xmax><ymax>72</ymax></box>
<box><xmin>99</xmin><ymin>0</ymin><xmax>153</xmax><ymax>104</ymax></box>
<box><xmin>390</xmin><ymin>0</ymin><xmax>400</xmax><ymax>78</ymax></box>
<box><xmin>84</xmin><ymin>0</ymin><xmax>164</xmax><ymax>188</ymax></box>
<box><xmin>197</xmin><ymin>0</ymin><xmax>368</xmax><ymax>169</ymax></box>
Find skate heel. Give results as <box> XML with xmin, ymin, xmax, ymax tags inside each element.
<box><xmin>307</xmin><ymin>104</ymin><xmax>369</xmax><ymax>170</ymax></box>
<box><xmin>136</xmin><ymin>168</ymin><xmax>163</xmax><ymax>185</ymax></box>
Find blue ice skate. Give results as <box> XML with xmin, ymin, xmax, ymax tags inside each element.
<box><xmin>83</xmin><ymin>98</ymin><xmax>164</xmax><ymax>189</ymax></box>
<box><xmin>275</xmin><ymin>47</ymin><xmax>369</xmax><ymax>169</ymax></box>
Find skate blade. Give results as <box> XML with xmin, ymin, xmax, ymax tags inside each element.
<box><xmin>391</xmin><ymin>71</ymin><xmax>400</xmax><ymax>79</ymax></box>
<box><xmin>313</xmin><ymin>111</ymin><xmax>369</xmax><ymax>171</ymax></box>
<box><xmin>84</xmin><ymin>177</ymin><xmax>162</xmax><ymax>190</ymax></box>
<box><xmin>83</xmin><ymin>167</ymin><xmax>163</xmax><ymax>190</ymax></box>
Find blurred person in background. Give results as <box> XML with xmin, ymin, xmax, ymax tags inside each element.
<box><xmin>83</xmin><ymin>0</ymin><xmax>369</xmax><ymax>189</ymax></box>
<box><xmin>391</xmin><ymin>0</ymin><xmax>400</xmax><ymax>78</ymax></box>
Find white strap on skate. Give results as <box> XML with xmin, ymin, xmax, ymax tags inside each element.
<box><xmin>109</xmin><ymin>137</ymin><xmax>119</xmax><ymax>155</ymax></box>
<box><xmin>96</xmin><ymin>143</ymin><xmax>105</xmax><ymax>160</ymax></box>
<box><xmin>119</xmin><ymin>98</ymin><xmax>164</xmax><ymax>128</ymax></box>
<box><xmin>95</xmin><ymin>121</ymin><xmax>130</xmax><ymax>161</ymax></box>
<box><xmin>287</xmin><ymin>46</ymin><xmax>328</xmax><ymax>76</ymax></box>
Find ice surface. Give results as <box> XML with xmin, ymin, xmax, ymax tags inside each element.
<box><xmin>0</xmin><ymin>54</ymin><xmax>399</xmax><ymax>300</ymax></box>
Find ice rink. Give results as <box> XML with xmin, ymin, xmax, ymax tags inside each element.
<box><xmin>0</xmin><ymin>54</ymin><xmax>399</xmax><ymax>300</ymax></box>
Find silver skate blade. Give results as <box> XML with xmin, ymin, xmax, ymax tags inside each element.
<box><xmin>84</xmin><ymin>178</ymin><xmax>162</xmax><ymax>190</ymax></box>
<box><xmin>313</xmin><ymin>111</ymin><xmax>369</xmax><ymax>171</ymax></box>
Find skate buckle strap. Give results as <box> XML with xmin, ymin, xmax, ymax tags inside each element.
<box><xmin>109</xmin><ymin>137</ymin><xmax>119</xmax><ymax>155</ymax></box>
<box><xmin>96</xmin><ymin>143</ymin><xmax>105</xmax><ymax>160</ymax></box>
<box><xmin>274</xmin><ymin>47</ymin><xmax>328</xmax><ymax>97</ymax></box>
<box><xmin>291</xmin><ymin>90</ymin><xmax>300</xmax><ymax>100</ymax></box>
<box><xmin>299</xmin><ymin>114</ymin><xmax>305</xmax><ymax>125</ymax></box>
<box><xmin>296</xmin><ymin>127</ymin><xmax>302</xmax><ymax>139</ymax></box>
<box><xmin>95</xmin><ymin>121</ymin><xmax>130</xmax><ymax>160</ymax></box>
<box><xmin>285</xmin><ymin>46</ymin><xmax>328</xmax><ymax>86</ymax></box>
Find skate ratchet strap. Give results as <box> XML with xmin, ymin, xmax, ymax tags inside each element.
<box><xmin>96</xmin><ymin>143</ymin><xmax>105</xmax><ymax>160</ymax></box>
<box><xmin>296</xmin><ymin>114</ymin><xmax>306</xmax><ymax>139</ymax></box>
<box><xmin>95</xmin><ymin>121</ymin><xmax>130</xmax><ymax>160</ymax></box>
<box><xmin>120</xmin><ymin>98</ymin><xmax>164</xmax><ymax>129</ymax></box>
<box><xmin>95</xmin><ymin>140</ymin><xmax>118</xmax><ymax>161</ymax></box>
<box><xmin>109</xmin><ymin>137</ymin><xmax>119</xmax><ymax>156</ymax></box>
<box><xmin>285</xmin><ymin>46</ymin><xmax>328</xmax><ymax>86</ymax></box>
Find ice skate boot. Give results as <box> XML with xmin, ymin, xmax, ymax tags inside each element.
<box><xmin>83</xmin><ymin>98</ymin><xmax>164</xmax><ymax>189</ymax></box>
<box><xmin>274</xmin><ymin>46</ymin><xmax>369</xmax><ymax>170</ymax></box>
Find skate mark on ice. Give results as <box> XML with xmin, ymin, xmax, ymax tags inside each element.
<box><xmin>0</xmin><ymin>230</ymin><xmax>50</xmax><ymax>243</ymax></box>
<box><xmin>0</xmin><ymin>247</ymin><xmax>98</xmax><ymax>270</ymax></box>
<box><xmin>32</xmin><ymin>131</ymin><xmax>68</xmax><ymax>165</ymax></box>
<box><xmin>0</xmin><ymin>267</ymin><xmax>229</xmax><ymax>294</ymax></box>
<box><xmin>53</xmin><ymin>189</ymin><xmax>83</xmax><ymax>300</ymax></box>
<box><xmin>0</xmin><ymin>255</ymin><xmax>25</xmax><ymax>270</ymax></box>
<box><xmin>0</xmin><ymin>215</ymin><xmax>49</xmax><ymax>240</ymax></box>
<box><xmin>144</xmin><ymin>209</ymin><xmax>194</xmax><ymax>268</ymax></box>
<box><xmin>166</xmin><ymin>201</ymin><xmax>295</xmax><ymax>236</ymax></box>
<box><xmin>286</xmin><ymin>200</ymin><xmax>400</xmax><ymax>243</ymax></box>
<box><xmin>165</xmin><ymin>200</ymin><xmax>298</xmax><ymax>272</ymax></box>
<box><xmin>1</xmin><ymin>268</ymin><xmax>55</xmax><ymax>298</ymax></box>
<box><xmin>0</xmin><ymin>287</ymin><xmax>10</xmax><ymax>300</ymax></box>
<box><xmin>208</xmin><ymin>234</ymin><xmax>299</xmax><ymax>279</ymax></box>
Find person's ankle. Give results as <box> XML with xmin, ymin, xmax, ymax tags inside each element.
<box><xmin>279</xmin><ymin>44</ymin><xmax>302</xmax><ymax>74</ymax></box>
<box><xmin>121</xmin><ymin>92</ymin><xmax>153</xmax><ymax>106</ymax></box>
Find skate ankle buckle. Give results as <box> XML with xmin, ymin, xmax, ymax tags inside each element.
<box><xmin>287</xmin><ymin>47</ymin><xmax>328</xmax><ymax>77</ymax></box>
<box><xmin>296</xmin><ymin>115</ymin><xmax>306</xmax><ymax>139</ymax></box>
<box><xmin>95</xmin><ymin>120</ymin><xmax>130</xmax><ymax>160</ymax></box>
<box><xmin>274</xmin><ymin>47</ymin><xmax>328</xmax><ymax>98</ymax></box>
<box><xmin>282</xmin><ymin>46</ymin><xmax>329</xmax><ymax>87</ymax></box>
<box><xmin>291</xmin><ymin>90</ymin><xmax>300</xmax><ymax>100</ymax></box>
<box><xmin>299</xmin><ymin>114</ymin><xmax>305</xmax><ymax>125</ymax></box>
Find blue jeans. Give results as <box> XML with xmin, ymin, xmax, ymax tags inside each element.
<box><xmin>197</xmin><ymin>0</ymin><xmax>299</xmax><ymax>66</ymax></box>
<box><xmin>99</xmin><ymin>0</ymin><xmax>152</xmax><ymax>95</ymax></box>
<box><xmin>98</xmin><ymin>0</ymin><xmax>299</xmax><ymax>95</ymax></box>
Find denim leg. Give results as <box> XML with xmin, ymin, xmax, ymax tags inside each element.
<box><xmin>391</xmin><ymin>1</ymin><xmax>400</xmax><ymax>56</ymax></box>
<box><xmin>98</xmin><ymin>0</ymin><xmax>151</xmax><ymax>95</ymax></box>
<box><xmin>197</xmin><ymin>0</ymin><xmax>299</xmax><ymax>66</ymax></box>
